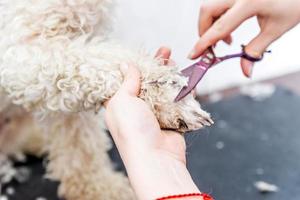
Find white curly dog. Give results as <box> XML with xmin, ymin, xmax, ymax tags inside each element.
<box><xmin>0</xmin><ymin>0</ymin><xmax>213</xmax><ymax>199</ymax></box>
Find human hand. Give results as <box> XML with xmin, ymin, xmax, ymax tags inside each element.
<box><xmin>189</xmin><ymin>0</ymin><xmax>300</xmax><ymax>77</ymax></box>
<box><xmin>105</xmin><ymin>47</ymin><xmax>186</xmax><ymax>164</ymax></box>
<box><xmin>104</xmin><ymin>47</ymin><xmax>200</xmax><ymax>199</ymax></box>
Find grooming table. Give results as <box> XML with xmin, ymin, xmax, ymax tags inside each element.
<box><xmin>2</xmin><ymin>87</ymin><xmax>300</xmax><ymax>200</ymax></box>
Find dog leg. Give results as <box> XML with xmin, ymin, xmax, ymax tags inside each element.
<box><xmin>0</xmin><ymin>102</ymin><xmax>44</xmax><ymax>156</ymax></box>
<box><xmin>44</xmin><ymin>112</ymin><xmax>135</xmax><ymax>200</ymax></box>
<box><xmin>0</xmin><ymin>38</ymin><xmax>212</xmax><ymax>132</ymax></box>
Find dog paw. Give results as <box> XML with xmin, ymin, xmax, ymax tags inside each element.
<box><xmin>140</xmin><ymin>68</ymin><xmax>214</xmax><ymax>132</ymax></box>
<box><xmin>178</xmin><ymin>95</ymin><xmax>214</xmax><ymax>132</ymax></box>
<box><xmin>155</xmin><ymin>94</ymin><xmax>214</xmax><ymax>132</ymax></box>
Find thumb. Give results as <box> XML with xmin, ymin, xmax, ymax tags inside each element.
<box><xmin>241</xmin><ymin>32</ymin><xmax>275</xmax><ymax>77</ymax></box>
<box><xmin>119</xmin><ymin>63</ymin><xmax>141</xmax><ymax>96</ymax></box>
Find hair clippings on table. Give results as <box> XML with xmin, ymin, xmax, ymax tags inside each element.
<box><xmin>156</xmin><ymin>192</ymin><xmax>214</xmax><ymax>200</ymax></box>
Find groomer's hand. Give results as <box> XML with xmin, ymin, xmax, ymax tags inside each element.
<box><xmin>105</xmin><ymin>47</ymin><xmax>186</xmax><ymax>164</ymax></box>
<box><xmin>105</xmin><ymin>47</ymin><xmax>200</xmax><ymax>200</ymax></box>
<box><xmin>189</xmin><ymin>0</ymin><xmax>300</xmax><ymax>77</ymax></box>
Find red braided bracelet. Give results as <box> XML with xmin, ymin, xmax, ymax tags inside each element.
<box><xmin>156</xmin><ymin>193</ymin><xmax>214</xmax><ymax>200</ymax></box>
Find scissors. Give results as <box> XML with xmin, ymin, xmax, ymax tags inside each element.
<box><xmin>174</xmin><ymin>45</ymin><xmax>271</xmax><ymax>102</ymax></box>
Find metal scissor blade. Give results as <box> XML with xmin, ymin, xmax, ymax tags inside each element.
<box><xmin>174</xmin><ymin>66</ymin><xmax>209</xmax><ymax>102</ymax></box>
<box><xmin>174</xmin><ymin>45</ymin><xmax>271</xmax><ymax>102</ymax></box>
<box><xmin>181</xmin><ymin>63</ymin><xmax>197</xmax><ymax>77</ymax></box>
<box><xmin>181</xmin><ymin>47</ymin><xmax>216</xmax><ymax>77</ymax></box>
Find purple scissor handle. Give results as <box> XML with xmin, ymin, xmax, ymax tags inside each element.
<box><xmin>174</xmin><ymin>46</ymin><xmax>271</xmax><ymax>102</ymax></box>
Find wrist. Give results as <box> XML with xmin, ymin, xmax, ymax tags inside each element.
<box><xmin>119</xmin><ymin>146</ymin><xmax>200</xmax><ymax>200</ymax></box>
<box><xmin>113</xmin><ymin>129</ymin><xmax>187</xmax><ymax>164</ymax></box>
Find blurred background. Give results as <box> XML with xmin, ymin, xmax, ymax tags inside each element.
<box><xmin>113</xmin><ymin>0</ymin><xmax>300</xmax><ymax>94</ymax></box>
<box><xmin>1</xmin><ymin>1</ymin><xmax>300</xmax><ymax>200</ymax></box>
<box><xmin>111</xmin><ymin>0</ymin><xmax>300</xmax><ymax>200</ymax></box>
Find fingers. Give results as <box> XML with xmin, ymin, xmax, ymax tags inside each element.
<box><xmin>103</xmin><ymin>63</ymin><xmax>141</xmax><ymax>108</ymax></box>
<box><xmin>198</xmin><ymin>0</ymin><xmax>233</xmax><ymax>36</ymax></box>
<box><xmin>241</xmin><ymin>31</ymin><xmax>277</xmax><ymax>77</ymax></box>
<box><xmin>119</xmin><ymin>63</ymin><xmax>141</xmax><ymax>96</ymax></box>
<box><xmin>155</xmin><ymin>46</ymin><xmax>171</xmax><ymax>65</ymax></box>
<box><xmin>223</xmin><ymin>35</ymin><xmax>233</xmax><ymax>45</ymax></box>
<box><xmin>190</xmin><ymin>1</ymin><xmax>253</xmax><ymax>59</ymax></box>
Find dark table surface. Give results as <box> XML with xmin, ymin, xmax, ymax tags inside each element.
<box><xmin>2</xmin><ymin>87</ymin><xmax>300</xmax><ymax>200</ymax></box>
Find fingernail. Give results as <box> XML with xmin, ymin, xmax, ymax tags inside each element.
<box><xmin>188</xmin><ymin>49</ymin><xmax>196</xmax><ymax>59</ymax></box>
<box><xmin>248</xmin><ymin>66</ymin><xmax>253</xmax><ymax>78</ymax></box>
<box><xmin>224</xmin><ymin>37</ymin><xmax>233</xmax><ymax>45</ymax></box>
<box><xmin>224</xmin><ymin>39</ymin><xmax>232</xmax><ymax>45</ymax></box>
<box><xmin>120</xmin><ymin>63</ymin><xmax>129</xmax><ymax>74</ymax></box>
<box><xmin>246</xmin><ymin>62</ymin><xmax>254</xmax><ymax>78</ymax></box>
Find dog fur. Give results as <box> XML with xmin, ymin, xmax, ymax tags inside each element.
<box><xmin>0</xmin><ymin>0</ymin><xmax>213</xmax><ymax>199</ymax></box>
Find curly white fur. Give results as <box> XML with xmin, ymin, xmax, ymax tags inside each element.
<box><xmin>0</xmin><ymin>0</ymin><xmax>213</xmax><ymax>199</ymax></box>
